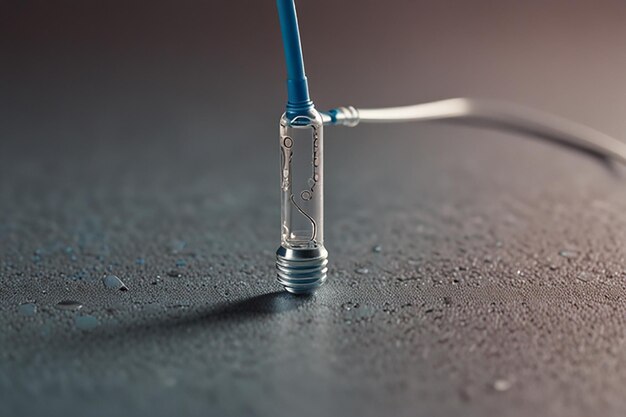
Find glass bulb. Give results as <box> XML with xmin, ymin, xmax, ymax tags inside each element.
<box><xmin>276</xmin><ymin>108</ymin><xmax>328</xmax><ymax>294</ymax></box>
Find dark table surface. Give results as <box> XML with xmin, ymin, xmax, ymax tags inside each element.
<box><xmin>2</xmin><ymin>1</ymin><xmax>626</xmax><ymax>416</ymax></box>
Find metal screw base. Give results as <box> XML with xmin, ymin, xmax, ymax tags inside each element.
<box><xmin>276</xmin><ymin>245</ymin><xmax>328</xmax><ymax>294</ymax></box>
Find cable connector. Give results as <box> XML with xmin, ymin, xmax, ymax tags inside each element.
<box><xmin>323</xmin><ymin>106</ymin><xmax>360</xmax><ymax>127</ymax></box>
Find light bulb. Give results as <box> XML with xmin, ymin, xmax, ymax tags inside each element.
<box><xmin>276</xmin><ymin>107</ymin><xmax>328</xmax><ymax>294</ymax></box>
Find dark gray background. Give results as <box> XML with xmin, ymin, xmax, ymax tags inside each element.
<box><xmin>2</xmin><ymin>1</ymin><xmax>626</xmax><ymax>416</ymax></box>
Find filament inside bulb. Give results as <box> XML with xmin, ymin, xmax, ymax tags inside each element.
<box><xmin>280</xmin><ymin>110</ymin><xmax>324</xmax><ymax>249</ymax></box>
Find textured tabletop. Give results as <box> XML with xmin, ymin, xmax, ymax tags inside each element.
<box><xmin>2</xmin><ymin>1</ymin><xmax>626</xmax><ymax>416</ymax></box>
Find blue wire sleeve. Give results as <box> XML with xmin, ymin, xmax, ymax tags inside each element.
<box><xmin>276</xmin><ymin>0</ymin><xmax>314</xmax><ymax>116</ymax></box>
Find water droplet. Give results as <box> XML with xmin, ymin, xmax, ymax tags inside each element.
<box><xmin>345</xmin><ymin>304</ymin><xmax>376</xmax><ymax>321</ymax></box>
<box><xmin>341</xmin><ymin>302</ymin><xmax>358</xmax><ymax>311</ymax></box>
<box><xmin>102</xmin><ymin>275</ymin><xmax>128</xmax><ymax>291</ymax></box>
<box><xmin>74</xmin><ymin>315</ymin><xmax>99</xmax><ymax>330</ymax></box>
<box><xmin>559</xmin><ymin>250</ymin><xmax>579</xmax><ymax>259</ymax></box>
<box><xmin>18</xmin><ymin>302</ymin><xmax>37</xmax><ymax>316</ymax></box>
<box><xmin>56</xmin><ymin>300</ymin><xmax>83</xmax><ymax>311</ymax></box>
<box><xmin>167</xmin><ymin>270</ymin><xmax>182</xmax><ymax>278</ymax></box>
<box><xmin>372</xmin><ymin>245</ymin><xmax>382</xmax><ymax>253</ymax></box>
<box><xmin>355</xmin><ymin>267</ymin><xmax>369</xmax><ymax>275</ymax></box>
<box><xmin>493</xmin><ymin>379</ymin><xmax>513</xmax><ymax>392</ymax></box>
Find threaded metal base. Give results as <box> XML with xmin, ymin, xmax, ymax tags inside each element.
<box><xmin>276</xmin><ymin>245</ymin><xmax>328</xmax><ymax>294</ymax></box>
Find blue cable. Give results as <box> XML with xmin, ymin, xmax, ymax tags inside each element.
<box><xmin>276</xmin><ymin>0</ymin><xmax>314</xmax><ymax>117</ymax></box>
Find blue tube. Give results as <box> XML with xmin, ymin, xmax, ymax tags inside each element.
<box><xmin>276</xmin><ymin>0</ymin><xmax>314</xmax><ymax>116</ymax></box>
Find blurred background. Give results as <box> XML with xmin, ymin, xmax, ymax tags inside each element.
<box><xmin>3</xmin><ymin>0</ymin><xmax>626</xmax><ymax>164</ymax></box>
<box><xmin>2</xmin><ymin>1</ymin><xmax>626</xmax><ymax>416</ymax></box>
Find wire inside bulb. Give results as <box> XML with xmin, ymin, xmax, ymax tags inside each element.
<box><xmin>280</xmin><ymin>109</ymin><xmax>324</xmax><ymax>249</ymax></box>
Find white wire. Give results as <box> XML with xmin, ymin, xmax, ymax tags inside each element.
<box><xmin>334</xmin><ymin>98</ymin><xmax>626</xmax><ymax>165</ymax></box>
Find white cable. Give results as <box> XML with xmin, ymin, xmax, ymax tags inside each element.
<box><xmin>326</xmin><ymin>98</ymin><xmax>626</xmax><ymax>165</ymax></box>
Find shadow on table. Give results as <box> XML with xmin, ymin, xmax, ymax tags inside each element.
<box><xmin>53</xmin><ymin>290</ymin><xmax>314</xmax><ymax>350</ymax></box>
<box><xmin>200</xmin><ymin>290</ymin><xmax>311</xmax><ymax>317</ymax></box>
<box><xmin>138</xmin><ymin>290</ymin><xmax>312</xmax><ymax>328</ymax></box>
